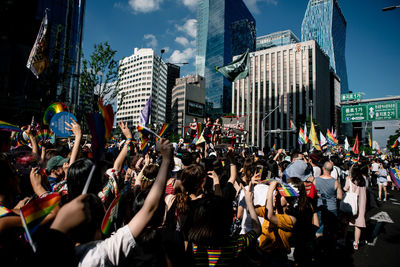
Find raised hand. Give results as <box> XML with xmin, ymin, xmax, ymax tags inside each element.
<box><xmin>65</xmin><ymin>118</ymin><xmax>82</xmax><ymax>138</ymax></box>
<box><xmin>118</xmin><ymin>121</ymin><xmax>132</xmax><ymax>139</ymax></box>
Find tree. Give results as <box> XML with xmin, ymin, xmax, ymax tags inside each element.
<box><xmin>78</xmin><ymin>42</ymin><xmax>124</xmax><ymax>132</ymax></box>
<box><xmin>79</xmin><ymin>42</ymin><xmax>123</xmax><ymax>112</ymax></box>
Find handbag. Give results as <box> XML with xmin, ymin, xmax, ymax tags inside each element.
<box><xmin>340</xmin><ymin>181</ymin><xmax>358</xmax><ymax>216</ymax></box>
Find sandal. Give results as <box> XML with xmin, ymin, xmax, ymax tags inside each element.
<box><xmin>353</xmin><ymin>241</ymin><xmax>359</xmax><ymax>250</ymax></box>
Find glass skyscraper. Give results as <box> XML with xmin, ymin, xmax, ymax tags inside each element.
<box><xmin>196</xmin><ymin>0</ymin><xmax>256</xmax><ymax>117</ymax></box>
<box><xmin>0</xmin><ymin>0</ymin><xmax>85</xmax><ymax>124</ymax></box>
<box><xmin>301</xmin><ymin>0</ymin><xmax>348</xmax><ymax>93</ymax></box>
<box><xmin>256</xmin><ymin>30</ymin><xmax>299</xmax><ymax>51</ymax></box>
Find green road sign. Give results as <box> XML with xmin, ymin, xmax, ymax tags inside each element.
<box><xmin>341</xmin><ymin>104</ymin><xmax>368</xmax><ymax>123</ymax></box>
<box><xmin>367</xmin><ymin>102</ymin><xmax>397</xmax><ymax>121</ymax></box>
<box><xmin>398</xmin><ymin>102</ymin><xmax>400</xmax><ymax>119</ymax></box>
<box><xmin>341</xmin><ymin>101</ymin><xmax>400</xmax><ymax>123</ymax></box>
<box><xmin>341</xmin><ymin>93</ymin><xmax>363</xmax><ymax>101</ymax></box>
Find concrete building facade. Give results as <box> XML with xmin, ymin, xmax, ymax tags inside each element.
<box><xmin>171</xmin><ymin>75</ymin><xmax>206</xmax><ymax>135</ymax></box>
<box><xmin>117</xmin><ymin>48</ymin><xmax>167</xmax><ymax>128</ymax></box>
<box><xmin>232</xmin><ymin>40</ymin><xmax>332</xmax><ymax>149</ymax></box>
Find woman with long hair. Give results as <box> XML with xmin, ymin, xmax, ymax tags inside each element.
<box><xmin>343</xmin><ymin>164</ymin><xmax>367</xmax><ymax>250</ymax></box>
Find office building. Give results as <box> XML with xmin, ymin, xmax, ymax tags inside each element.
<box><xmin>196</xmin><ymin>0</ymin><xmax>256</xmax><ymax>117</ymax></box>
<box><xmin>256</xmin><ymin>30</ymin><xmax>299</xmax><ymax>51</ymax></box>
<box><xmin>0</xmin><ymin>0</ymin><xmax>85</xmax><ymax>124</ymax></box>
<box><xmin>165</xmin><ymin>63</ymin><xmax>180</xmax><ymax>122</ymax></box>
<box><xmin>117</xmin><ymin>48</ymin><xmax>167</xmax><ymax>128</ymax></box>
<box><xmin>171</xmin><ymin>75</ymin><xmax>205</xmax><ymax>135</ymax></box>
<box><xmin>301</xmin><ymin>0</ymin><xmax>348</xmax><ymax>93</ymax></box>
<box><xmin>232</xmin><ymin>40</ymin><xmax>331</xmax><ymax>149</ymax></box>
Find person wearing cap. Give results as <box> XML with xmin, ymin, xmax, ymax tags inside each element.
<box><xmin>46</xmin><ymin>155</ymin><xmax>69</xmax><ymax>187</ymax></box>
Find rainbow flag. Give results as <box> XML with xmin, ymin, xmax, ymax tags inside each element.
<box><xmin>156</xmin><ymin>123</ymin><xmax>169</xmax><ymax>142</ymax></box>
<box><xmin>389</xmin><ymin>167</ymin><xmax>400</xmax><ymax>189</ymax></box>
<box><xmin>20</xmin><ymin>192</ymin><xmax>61</xmax><ymax>235</ymax></box>
<box><xmin>277</xmin><ymin>182</ymin><xmax>299</xmax><ymax>197</ymax></box>
<box><xmin>326</xmin><ymin>129</ymin><xmax>338</xmax><ymax>146</ymax></box>
<box><xmin>0</xmin><ymin>120</ymin><xmax>22</xmax><ymax>132</ymax></box>
<box><xmin>101</xmin><ymin>186</ymin><xmax>129</xmax><ymax>235</ymax></box>
<box><xmin>298</xmin><ymin>127</ymin><xmax>308</xmax><ymax>145</ymax></box>
<box><xmin>271</xmin><ymin>144</ymin><xmax>276</xmax><ymax>152</ymax></box>
<box><xmin>0</xmin><ymin>206</ymin><xmax>11</xmax><ymax>218</ymax></box>
<box><xmin>98</xmin><ymin>98</ymin><xmax>115</xmax><ymax>142</ymax></box>
<box><xmin>392</xmin><ymin>137</ymin><xmax>400</xmax><ymax>149</ymax></box>
<box><xmin>351</xmin><ymin>158</ymin><xmax>358</xmax><ymax>165</ymax></box>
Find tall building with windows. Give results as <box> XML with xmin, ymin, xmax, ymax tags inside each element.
<box><xmin>256</xmin><ymin>30</ymin><xmax>299</xmax><ymax>51</ymax></box>
<box><xmin>232</xmin><ymin>40</ymin><xmax>331</xmax><ymax>149</ymax></box>
<box><xmin>171</xmin><ymin>75</ymin><xmax>205</xmax><ymax>135</ymax></box>
<box><xmin>301</xmin><ymin>0</ymin><xmax>348</xmax><ymax>93</ymax></box>
<box><xmin>165</xmin><ymin>63</ymin><xmax>180</xmax><ymax>122</ymax></box>
<box><xmin>196</xmin><ymin>0</ymin><xmax>256</xmax><ymax>117</ymax></box>
<box><xmin>117</xmin><ymin>48</ymin><xmax>167</xmax><ymax>128</ymax></box>
<box><xmin>0</xmin><ymin>0</ymin><xmax>85</xmax><ymax>124</ymax></box>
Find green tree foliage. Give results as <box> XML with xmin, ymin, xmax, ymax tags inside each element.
<box><xmin>80</xmin><ymin>42</ymin><xmax>123</xmax><ymax>112</ymax></box>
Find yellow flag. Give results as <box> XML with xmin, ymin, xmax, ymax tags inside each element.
<box><xmin>195</xmin><ymin>135</ymin><xmax>206</xmax><ymax>145</ymax></box>
<box><xmin>368</xmin><ymin>133</ymin><xmax>372</xmax><ymax>147</ymax></box>
<box><xmin>309</xmin><ymin>122</ymin><xmax>321</xmax><ymax>151</ymax></box>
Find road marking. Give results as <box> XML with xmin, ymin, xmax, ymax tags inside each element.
<box><xmin>370</xmin><ymin>211</ymin><xmax>394</xmax><ymax>223</ymax></box>
<box><xmin>392</xmin><ymin>202</ymin><xmax>400</xmax><ymax>205</ymax></box>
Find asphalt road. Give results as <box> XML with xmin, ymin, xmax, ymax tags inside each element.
<box><xmin>314</xmin><ymin>186</ymin><xmax>400</xmax><ymax>267</ymax></box>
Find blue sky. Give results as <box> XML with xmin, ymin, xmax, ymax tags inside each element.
<box><xmin>82</xmin><ymin>0</ymin><xmax>400</xmax><ymax>100</ymax></box>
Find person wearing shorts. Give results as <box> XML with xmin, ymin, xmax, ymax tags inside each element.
<box><xmin>377</xmin><ymin>163</ymin><xmax>388</xmax><ymax>201</ymax></box>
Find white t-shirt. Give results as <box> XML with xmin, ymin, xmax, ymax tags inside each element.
<box><xmin>238</xmin><ymin>183</ymin><xmax>269</xmax><ymax>234</ymax></box>
<box><xmin>330</xmin><ymin>166</ymin><xmax>342</xmax><ymax>180</ymax></box>
<box><xmin>313</xmin><ymin>166</ymin><xmax>321</xmax><ymax>178</ymax></box>
<box><xmin>76</xmin><ymin>225</ymin><xmax>136</xmax><ymax>267</ymax></box>
<box><xmin>371</xmin><ymin>163</ymin><xmax>379</xmax><ymax>172</ymax></box>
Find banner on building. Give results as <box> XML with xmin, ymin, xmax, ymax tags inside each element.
<box><xmin>221</xmin><ymin>116</ymin><xmax>247</xmax><ymax>135</ymax></box>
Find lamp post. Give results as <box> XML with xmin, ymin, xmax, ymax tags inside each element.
<box><xmin>261</xmin><ymin>105</ymin><xmax>280</xmax><ymax>150</ymax></box>
<box><xmin>382</xmin><ymin>5</ymin><xmax>400</xmax><ymax>11</ymax></box>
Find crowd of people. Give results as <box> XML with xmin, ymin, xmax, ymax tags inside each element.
<box><xmin>0</xmin><ymin>118</ymin><xmax>399</xmax><ymax>267</ymax></box>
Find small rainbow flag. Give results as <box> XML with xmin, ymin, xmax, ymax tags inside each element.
<box><xmin>392</xmin><ymin>137</ymin><xmax>400</xmax><ymax>149</ymax></box>
<box><xmin>271</xmin><ymin>144</ymin><xmax>276</xmax><ymax>152</ymax></box>
<box><xmin>156</xmin><ymin>123</ymin><xmax>170</xmax><ymax>142</ymax></box>
<box><xmin>277</xmin><ymin>182</ymin><xmax>299</xmax><ymax>197</ymax></box>
<box><xmin>0</xmin><ymin>120</ymin><xmax>22</xmax><ymax>132</ymax></box>
<box><xmin>351</xmin><ymin>158</ymin><xmax>358</xmax><ymax>165</ymax></box>
<box><xmin>101</xmin><ymin>186</ymin><xmax>129</xmax><ymax>235</ymax></box>
<box><xmin>389</xmin><ymin>168</ymin><xmax>400</xmax><ymax>189</ymax></box>
<box><xmin>326</xmin><ymin>129</ymin><xmax>338</xmax><ymax>146</ymax></box>
<box><xmin>20</xmin><ymin>192</ymin><xmax>61</xmax><ymax>235</ymax></box>
<box><xmin>98</xmin><ymin>99</ymin><xmax>115</xmax><ymax>142</ymax></box>
<box><xmin>298</xmin><ymin>127</ymin><xmax>308</xmax><ymax>145</ymax></box>
<box><xmin>0</xmin><ymin>206</ymin><xmax>11</xmax><ymax>218</ymax></box>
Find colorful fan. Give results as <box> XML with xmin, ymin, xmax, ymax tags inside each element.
<box><xmin>43</xmin><ymin>102</ymin><xmax>68</xmax><ymax>125</ymax></box>
<box><xmin>36</xmin><ymin>129</ymin><xmax>54</xmax><ymax>148</ymax></box>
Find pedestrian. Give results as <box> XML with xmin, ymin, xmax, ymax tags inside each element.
<box><xmin>377</xmin><ymin>161</ymin><xmax>388</xmax><ymax>201</ymax></box>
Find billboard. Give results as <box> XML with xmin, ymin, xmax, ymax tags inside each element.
<box><xmin>221</xmin><ymin>116</ymin><xmax>247</xmax><ymax>134</ymax></box>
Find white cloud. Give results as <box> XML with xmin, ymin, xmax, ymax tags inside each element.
<box><xmin>129</xmin><ymin>0</ymin><xmax>163</xmax><ymax>13</ymax></box>
<box><xmin>244</xmin><ymin>0</ymin><xmax>278</xmax><ymax>14</ymax></box>
<box><xmin>175</xmin><ymin>36</ymin><xmax>190</xmax><ymax>47</ymax></box>
<box><xmin>144</xmin><ymin>34</ymin><xmax>158</xmax><ymax>48</ymax></box>
<box><xmin>176</xmin><ymin>19</ymin><xmax>197</xmax><ymax>38</ymax></box>
<box><xmin>181</xmin><ymin>0</ymin><xmax>197</xmax><ymax>11</ymax></box>
<box><xmin>168</xmin><ymin>48</ymin><xmax>195</xmax><ymax>63</ymax></box>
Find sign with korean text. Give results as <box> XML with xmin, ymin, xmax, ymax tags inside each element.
<box><xmin>341</xmin><ymin>93</ymin><xmax>363</xmax><ymax>102</ymax></box>
<box><xmin>341</xmin><ymin>101</ymin><xmax>400</xmax><ymax>123</ymax></box>
<box><xmin>341</xmin><ymin>104</ymin><xmax>368</xmax><ymax>123</ymax></box>
<box><xmin>367</xmin><ymin>102</ymin><xmax>397</xmax><ymax>121</ymax></box>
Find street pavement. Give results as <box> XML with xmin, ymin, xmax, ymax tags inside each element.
<box><xmin>352</xmin><ymin>187</ymin><xmax>400</xmax><ymax>267</ymax></box>
<box><xmin>316</xmin><ymin>186</ymin><xmax>400</xmax><ymax>267</ymax></box>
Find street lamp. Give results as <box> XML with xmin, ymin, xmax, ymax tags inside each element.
<box><xmin>261</xmin><ymin>105</ymin><xmax>280</xmax><ymax>149</ymax></box>
<box><xmin>382</xmin><ymin>5</ymin><xmax>400</xmax><ymax>11</ymax></box>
